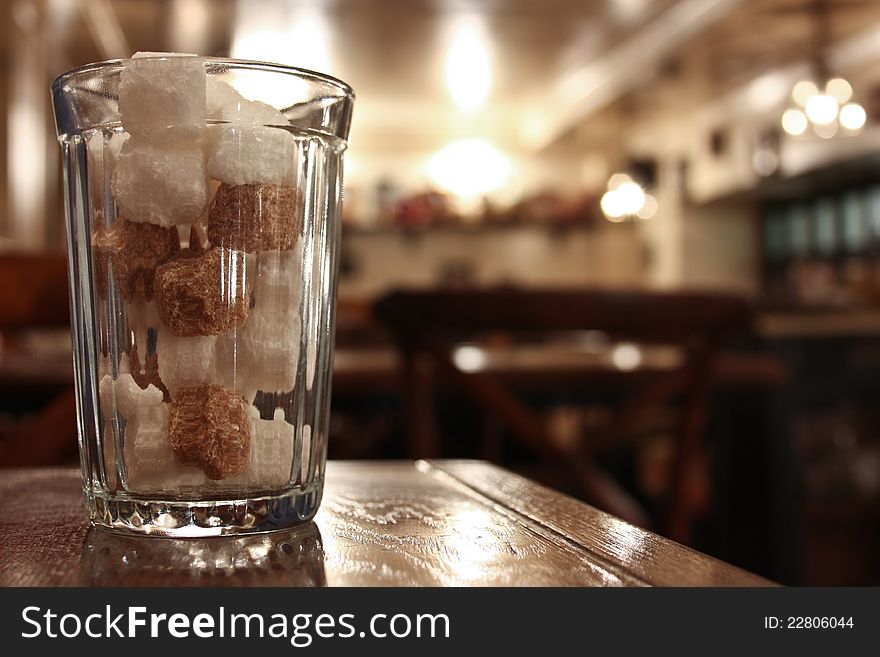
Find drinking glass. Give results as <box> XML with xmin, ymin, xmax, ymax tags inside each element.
<box><xmin>51</xmin><ymin>56</ymin><xmax>353</xmax><ymax>535</ymax></box>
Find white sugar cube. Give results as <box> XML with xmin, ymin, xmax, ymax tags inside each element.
<box><xmin>212</xmin><ymin>332</ymin><xmax>258</xmax><ymax>403</ymax></box>
<box><xmin>206</xmin><ymin>77</ymin><xmax>288</xmax><ymax>126</ymax></box>
<box><xmin>99</xmin><ymin>371</ymin><xmax>203</xmax><ymax>491</ymax></box>
<box><xmin>119</xmin><ymin>54</ymin><xmax>205</xmax><ymax>141</ymax></box>
<box><xmin>206</xmin><ymin>125</ymin><xmax>297</xmax><ymax>186</ymax></box>
<box><xmin>111</xmin><ymin>138</ymin><xmax>208</xmax><ymax>226</ymax></box>
<box><xmin>255</xmin><ymin>244</ymin><xmax>303</xmax><ymax>304</ymax></box>
<box><xmin>155</xmin><ymin>326</ymin><xmax>217</xmax><ymax>396</ymax></box>
<box><xmin>219</xmin><ymin>411</ymin><xmax>295</xmax><ymax>489</ymax></box>
<box><xmin>228</xmin><ymin>247</ymin><xmax>303</xmax><ymax>393</ymax></box>
<box><xmin>100</xmin><ymin>372</ymin><xmax>164</xmax><ymax>417</ymax></box>
<box><xmin>121</xmin><ymin>402</ymin><xmax>204</xmax><ymax>492</ymax></box>
<box><xmin>237</xmin><ymin>307</ymin><xmax>302</xmax><ymax>394</ymax></box>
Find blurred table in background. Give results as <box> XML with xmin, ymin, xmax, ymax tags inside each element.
<box><xmin>0</xmin><ymin>461</ymin><xmax>771</xmax><ymax>587</ymax></box>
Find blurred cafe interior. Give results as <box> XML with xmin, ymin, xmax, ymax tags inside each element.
<box><xmin>1</xmin><ymin>0</ymin><xmax>880</xmax><ymax>585</ymax></box>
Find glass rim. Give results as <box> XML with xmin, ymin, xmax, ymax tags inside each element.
<box><xmin>51</xmin><ymin>55</ymin><xmax>356</xmax><ymax>101</ymax></box>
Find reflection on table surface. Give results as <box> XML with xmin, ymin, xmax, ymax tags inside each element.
<box><xmin>84</xmin><ymin>523</ymin><xmax>326</xmax><ymax>587</ymax></box>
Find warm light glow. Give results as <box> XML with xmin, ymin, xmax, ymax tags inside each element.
<box><xmin>752</xmin><ymin>149</ymin><xmax>779</xmax><ymax>177</ymax></box>
<box><xmin>781</xmin><ymin>108</ymin><xmax>808</xmax><ymax>136</ymax></box>
<box><xmin>230</xmin><ymin>2</ymin><xmax>331</xmax><ymax>107</ymax></box>
<box><xmin>607</xmin><ymin>172</ymin><xmax>632</xmax><ymax>191</ymax></box>
<box><xmin>453</xmin><ymin>345</ymin><xmax>488</xmax><ymax>373</ymax></box>
<box><xmin>637</xmin><ymin>194</ymin><xmax>658</xmax><ymax>219</ymax></box>
<box><xmin>805</xmin><ymin>93</ymin><xmax>839</xmax><ymax>125</ymax></box>
<box><xmin>814</xmin><ymin>120</ymin><xmax>839</xmax><ymax>139</ymax></box>
<box><xmin>786</xmin><ymin>77</ymin><xmax>862</xmax><ymax>139</ymax></box>
<box><xmin>427</xmin><ymin>139</ymin><xmax>511</xmax><ymax>199</ymax></box>
<box><xmin>825</xmin><ymin>78</ymin><xmax>853</xmax><ymax>104</ymax></box>
<box><xmin>602</xmin><ymin>173</ymin><xmax>654</xmax><ymax>221</ymax></box>
<box><xmin>839</xmin><ymin>102</ymin><xmax>867</xmax><ymax>131</ymax></box>
<box><xmin>792</xmin><ymin>80</ymin><xmax>819</xmax><ymax>107</ymax></box>
<box><xmin>611</xmin><ymin>343</ymin><xmax>642</xmax><ymax>371</ymax></box>
<box><xmin>616</xmin><ymin>181</ymin><xmax>645</xmax><ymax>215</ymax></box>
<box><xmin>445</xmin><ymin>16</ymin><xmax>491</xmax><ymax>110</ymax></box>
<box><xmin>601</xmin><ymin>190</ymin><xmax>626</xmax><ymax>219</ymax></box>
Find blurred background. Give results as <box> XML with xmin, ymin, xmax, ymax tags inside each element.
<box><xmin>1</xmin><ymin>0</ymin><xmax>880</xmax><ymax>585</ymax></box>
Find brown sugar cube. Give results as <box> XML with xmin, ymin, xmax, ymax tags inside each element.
<box><xmin>169</xmin><ymin>384</ymin><xmax>250</xmax><ymax>479</ymax></box>
<box><xmin>207</xmin><ymin>183</ymin><xmax>301</xmax><ymax>252</ymax></box>
<box><xmin>154</xmin><ymin>248</ymin><xmax>251</xmax><ymax>336</ymax></box>
<box><xmin>93</xmin><ymin>218</ymin><xmax>180</xmax><ymax>299</ymax></box>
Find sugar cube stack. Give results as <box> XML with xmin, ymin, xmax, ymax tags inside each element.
<box><xmin>100</xmin><ymin>53</ymin><xmax>308</xmax><ymax>489</ymax></box>
<box><xmin>112</xmin><ymin>53</ymin><xmax>209</xmax><ymax>227</ymax></box>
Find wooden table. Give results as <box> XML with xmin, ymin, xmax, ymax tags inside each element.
<box><xmin>0</xmin><ymin>461</ymin><xmax>771</xmax><ymax>586</ymax></box>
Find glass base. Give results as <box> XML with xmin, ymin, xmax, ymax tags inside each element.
<box><xmin>85</xmin><ymin>481</ymin><xmax>323</xmax><ymax>537</ymax></box>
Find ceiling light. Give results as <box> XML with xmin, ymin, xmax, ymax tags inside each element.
<box><xmin>601</xmin><ymin>190</ymin><xmax>626</xmax><ymax>219</ymax></box>
<box><xmin>813</xmin><ymin>120</ymin><xmax>839</xmax><ymax>139</ymax></box>
<box><xmin>616</xmin><ymin>181</ymin><xmax>646</xmax><ymax>216</ymax></box>
<box><xmin>825</xmin><ymin>78</ymin><xmax>853</xmax><ymax>104</ymax></box>
<box><xmin>427</xmin><ymin>139</ymin><xmax>511</xmax><ymax>199</ymax></box>
<box><xmin>445</xmin><ymin>16</ymin><xmax>491</xmax><ymax>110</ymax></box>
<box><xmin>607</xmin><ymin>172</ymin><xmax>632</xmax><ymax>190</ymax></box>
<box><xmin>636</xmin><ymin>194</ymin><xmax>658</xmax><ymax>219</ymax></box>
<box><xmin>792</xmin><ymin>80</ymin><xmax>819</xmax><ymax>107</ymax></box>
<box><xmin>805</xmin><ymin>93</ymin><xmax>839</xmax><ymax>125</ymax></box>
<box><xmin>601</xmin><ymin>174</ymin><xmax>655</xmax><ymax>221</ymax></box>
<box><xmin>781</xmin><ymin>108</ymin><xmax>808</xmax><ymax>135</ymax></box>
<box><xmin>839</xmin><ymin>102</ymin><xmax>867</xmax><ymax>131</ymax></box>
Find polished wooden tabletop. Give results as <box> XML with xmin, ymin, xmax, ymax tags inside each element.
<box><xmin>0</xmin><ymin>460</ymin><xmax>771</xmax><ymax>586</ymax></box>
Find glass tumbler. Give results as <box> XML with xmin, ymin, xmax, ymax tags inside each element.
<box><xmin>51</xmin><ymin>56</ymin><xmax>353</xmax><ymax>536</ymax></box>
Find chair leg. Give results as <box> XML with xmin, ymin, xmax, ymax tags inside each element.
<box><xmin>665</xmin><ymin>352</ymin><xmax>715</xmax><ymax>544</ymax></box>
<box><xmin>400</xmin><ymin>345</ymin><xmax>440</xmax><ymax>459</ymax></box>
<box><xmin>422</xmin><ymin>335</ymin><xmax>650</xmax><ymax>528</ymax></box>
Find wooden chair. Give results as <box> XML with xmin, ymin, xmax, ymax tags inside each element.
<box><xmin>0</xmin><ymin>252</ymin><xmax>78</xmax><ymax>467</ymax></box>
<box><xmin>375</xmin><ymin>288</ymin><xmax>753</xmax><ymax>543</ymax></box>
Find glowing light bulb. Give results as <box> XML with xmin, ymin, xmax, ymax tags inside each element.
<box><xmin>601</xmin><ymin>190</ymin><xmax>626</xmax><ymax>220</ymax></box>
<box><xmin>607</xmin><ymin>172</ymin><xmax>632</xmax><ymax>190</ymax></box>
<box><xmin>427</xmin><ymin>139</ymin><xmax>511</xmax><ymax>199</ymax></box>
<box><xmin>805</xmin><ymin>94</ymin><xmax>839</xmax><ymax>125</ymax></box>
<box><xmin>445</xmin><ymin>17</ymin><xmax>491</xmax><ymax>110</ymax></box>
<box><xmin>839</xmin><ymin>102</ymin><xmax>867</xmax><ymax>131</ymax></box>
<box><xmin>814</xmin><ymin>120</ymin><xmax>838</xmax><ymax>139</ymax></box>
<box><xmin>611</xmin><ymin>343</ymin><xmax>642</xmax><ymax>371</ymax></box>
<box><xmin>825</xmin><ymin>78</ymin><xmax>852</xmax><ymax>104</ymax></box>
<box><xmin>636</xmin><ymin>194</ymin><xmax>658</xmax><ymax>219</ymax></box>
<box><xmin>781</xmin><ymin>108</ymin><xmax>808</xmax><ymax>136</ymax></box>
<box><xmin>792</xmin><ymin>80</ymin><xmax>819</xmax><ymax>107</ymax></box>
<box><xmin>616</xmin><ymin>181</ymin><xmax>645</xmax><ymax>215</ymax></box>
